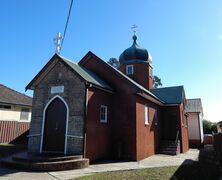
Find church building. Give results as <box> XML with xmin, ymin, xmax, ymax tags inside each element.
<box><xmin>26</xmin><ymin>35</ymin><xmax>189</xmax><ymax>161</ymax></box>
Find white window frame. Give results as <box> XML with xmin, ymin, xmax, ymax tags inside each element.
<box><xmin>126</xmin><ymin>65</ymin><xmax>134</xmax><ymax>75</ymax></box>
<box><xmin>145</xmin><ymin>105</ymin><xmax>149</xmax><ymax>125</ymax></box>
<box><xmin>100</xmin><ymin>105</ymin><xmax>107</xmax><ymax>123</ymax></box>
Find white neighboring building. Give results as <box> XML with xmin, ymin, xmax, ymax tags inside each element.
<box><xmin>185</xmin><ymin>98</ymin><xmax>204</xmax><ymax>148</ymax></box>
<box><xmin>0</xmin><ymin>84</ymin><xmax>32</xmax><ymax>143</ymax></box>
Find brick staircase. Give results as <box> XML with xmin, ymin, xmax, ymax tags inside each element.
<box><xmin>158</xmin><ymin>140</ymin><xmax>180</xmax><ymax>155</ymax></box>
<box><xmin>0</xmin><ymin>152</ymin><xmax>89</xmax><ymax>171</ymax></box>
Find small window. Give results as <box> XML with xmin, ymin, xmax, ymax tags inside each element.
<box><xmin>100</xmin><ymin>105</ymin><xmax>107</xmax><ymax>123</ymax></box>
<box><xmin>126</xmin><ymin>65</ymin><xmax>134</xmax><ymax>75</ymax></box>
<box><xmin>0</xmin><ymin>105</ymin><xmax>11</xmax><ymax>109</ymax></box>
<box><xmin>20</xmin><ymin>108</ymin><xmax>30</xmax><ymax>120</ymax></box>
<box><xmin>154</xmin><ymin>110</ymin><xmax>158</xmax><ymax>126</ymax></box>
<box><xmin>145</xmin><ymin>105</ymin><xmax>149</xmax><ymax>125</ymax></box>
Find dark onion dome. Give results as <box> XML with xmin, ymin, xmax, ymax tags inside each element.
<box><xmin>119</xmin><ymin>35</ymin><xmax>152</xmax><ymax>64</ymax></box>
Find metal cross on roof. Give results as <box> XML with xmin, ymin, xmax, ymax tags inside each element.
<box><xmin>131</xmin><ymin>24</ymin><xmax>138</xmax><ymax>35</ymax></box>
<box><xmin>53</xmin><ymin>32</ymin><xmax>63</xmax><ymax>54</ymax></box>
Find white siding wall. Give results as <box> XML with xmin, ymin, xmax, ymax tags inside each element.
<box><xmin>0</xmin><ymin>105</ymin><xmax>31</xmax><ymax>122</ymax></box>
<box><xmin>187</xmin><ymin>113</ymin><xmax>200</xmax><ymax>140</ymax></box>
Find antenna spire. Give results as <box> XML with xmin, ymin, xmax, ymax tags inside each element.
<box><xmin>53</xmin><ymin>32</ymin><xmax>63</xmax><ymax>54</ymax></box>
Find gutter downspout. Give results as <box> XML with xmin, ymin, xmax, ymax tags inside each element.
<box><xmin>83</xmin><ymin>85</ymin><xmax>89</xmax><ymax>158</ymax></box>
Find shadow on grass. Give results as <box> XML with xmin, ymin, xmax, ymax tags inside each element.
<box><xmin>171</xmin><ymin>160</ymin><xmax>220</xmax><ymax>180</ymax></box>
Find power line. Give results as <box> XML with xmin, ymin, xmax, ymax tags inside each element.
<box><xmin>60</xmin><ymin>0</ymin><xmax>74</xmax><ymax>52</ymax></box>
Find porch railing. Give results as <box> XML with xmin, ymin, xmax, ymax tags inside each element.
<box><xmin>175</xmin><ymin>130</ymin><xmax>179</xmax><ymax>145</ymax></box>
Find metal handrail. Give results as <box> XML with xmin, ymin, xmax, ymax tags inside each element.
<box><xmin>175</xmin><ymin>130</ymin><xmax>179</xmax><ymax>145</ymax></box>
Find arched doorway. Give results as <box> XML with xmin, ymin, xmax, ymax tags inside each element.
<box><xmin>42</xmin><ymin>97</ymin><xmax>67</xmax><ymax>153</ymax></box>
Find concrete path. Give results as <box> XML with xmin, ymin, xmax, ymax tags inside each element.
<box><xmin>0</xmin><ymin>149</ymin><xmax>199</xmax><ymax>180</ymax></box>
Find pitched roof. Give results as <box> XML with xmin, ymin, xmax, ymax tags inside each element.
<box><xmin>185</xmin><ymin>98</ymin><xmax>203</xmax><ymax>113</ymax></box>
<box><xmin>26</xmin><ymin>52</ymin><xmax>185</xmax><ymax>106</ymax></box>
<box><xmin>79</xmin><ymin>51</ymin><xmax>163</xmax><ymax>104</ymax></box>
<box><xmin>0</xmin><ymin>84</ymin><xmax>32</xmax><ymax>106</ymax></box>
<box><xmin>58</xmin><ymin>55</ymin><xmax>113</xmax><ymax>91</ymax></box>
<box><xmin>150</xmin><ymin>86</ymin><xmax>185</xmax><ymax>104</ymax></box>
<box><xmin>106</xmin><ymin>60</ymin><xmax>162</xmax><ymax>101</ymax></box>
<box><xmin>26</xmin><ymin>54</ymin><xmax>113</xmax><ymax>92</ymax></box>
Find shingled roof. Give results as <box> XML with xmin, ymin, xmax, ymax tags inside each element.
<box><xmin>185</xmin><ymin>98</ymin><xmax>203</xmax><ymax>113</ymax></box>
<box><xmin>150</xmin><ymin>86</ymin><xmax>185</xmax><ymax>104</ymax></box>
<box><xmin>0</xmin><ymin>84</ymin><xmax>32</xmax><ymax>106</ymax></box>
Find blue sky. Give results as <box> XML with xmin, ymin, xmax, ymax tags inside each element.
<box><xmin>1</xmin><ymin>1</ymin><xmax>222</xmax><ymax>122</ymax></box>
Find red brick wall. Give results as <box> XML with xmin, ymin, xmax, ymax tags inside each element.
<box><xmin>80</xmin><ymin>54</ymin><xmax>138</xmax><ymax>160</ymax></box>
<box><xmin>85</xmin><ymin>87</ymin><xmax>137</xmax><ymax>161</ymax></box>
<box><xmin>85</xmin><ymin>87</ymin><xmax>113</xmax><ymax>161</ymax></box>
<box><xmin>0</xmin><ymin>121</ymin><xmax>30</xmax><ymax>143</ymax></box>
<box><xmin>119</xmin><ymin>62</ymin><xmax>153</xmax><ymax>90</ymax></box>
<box><xmin>112</xmin><ymin>93</ymin><xmax>137</xmax><ymax>160</ymax></box>
<box><xmin>135</xmin><ymin>96</ymin><xmax>161</xmax><ymax>160</ymax></box>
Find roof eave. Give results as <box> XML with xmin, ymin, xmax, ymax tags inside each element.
<box><xmin>163</xmin><ymin>103</ymin><xmax>181</xmax><ymax>106</ymax></box>
<box><xmin>136</xmin><ymin>92</ymin><xmax>164</xmax><ymax>106</ymax></box>
<box><xmin>0</xmin><ymin>101</ymin><xmax>32</xmax><ymax>107</ymax></box>
<box><xmin>86</xmin><ymin>82</ymin><xmax>114</xmax><ymax>94</ymax></box>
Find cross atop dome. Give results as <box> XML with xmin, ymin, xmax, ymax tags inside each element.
<box><xmin>119</xmin><ymin>27</ymin><xmax>152</xmax><ymax>64</ymax></box>
<box><xmin>131</xmin><ymin>24</ymin><xmax>138</xmax><ymax>35</ymax></box>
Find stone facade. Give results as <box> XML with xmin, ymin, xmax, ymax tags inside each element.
<box><xmin>28</xmin><ymin>59</ymin><xmax>85</xmax><ymax>155</ymax></box>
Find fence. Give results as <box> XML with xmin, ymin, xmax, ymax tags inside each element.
<box><xmin>204</xmin><ymin>134</ymin><xmax>213</xmax><ymax>145</ymax></box>
<box><xmin>0</xmin><ymin>121</ymin><xmax>30</xmax><ymax>143</ymax></box>
<box><xmin>213</xmin><ymin>133</ymin><xmax>222</xmax><ymax>162</ymax></box>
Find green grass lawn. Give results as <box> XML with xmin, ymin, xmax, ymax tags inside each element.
<box><xmin>73</xmin><ymin>162</ymin><xmax>220</xmax><ymax>180</ymax></box>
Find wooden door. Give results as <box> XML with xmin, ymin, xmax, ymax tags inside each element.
<box><xmin>43</xmin><ymin>98</ymin><xmax>67</xmax><ymax>153</ymax></box>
